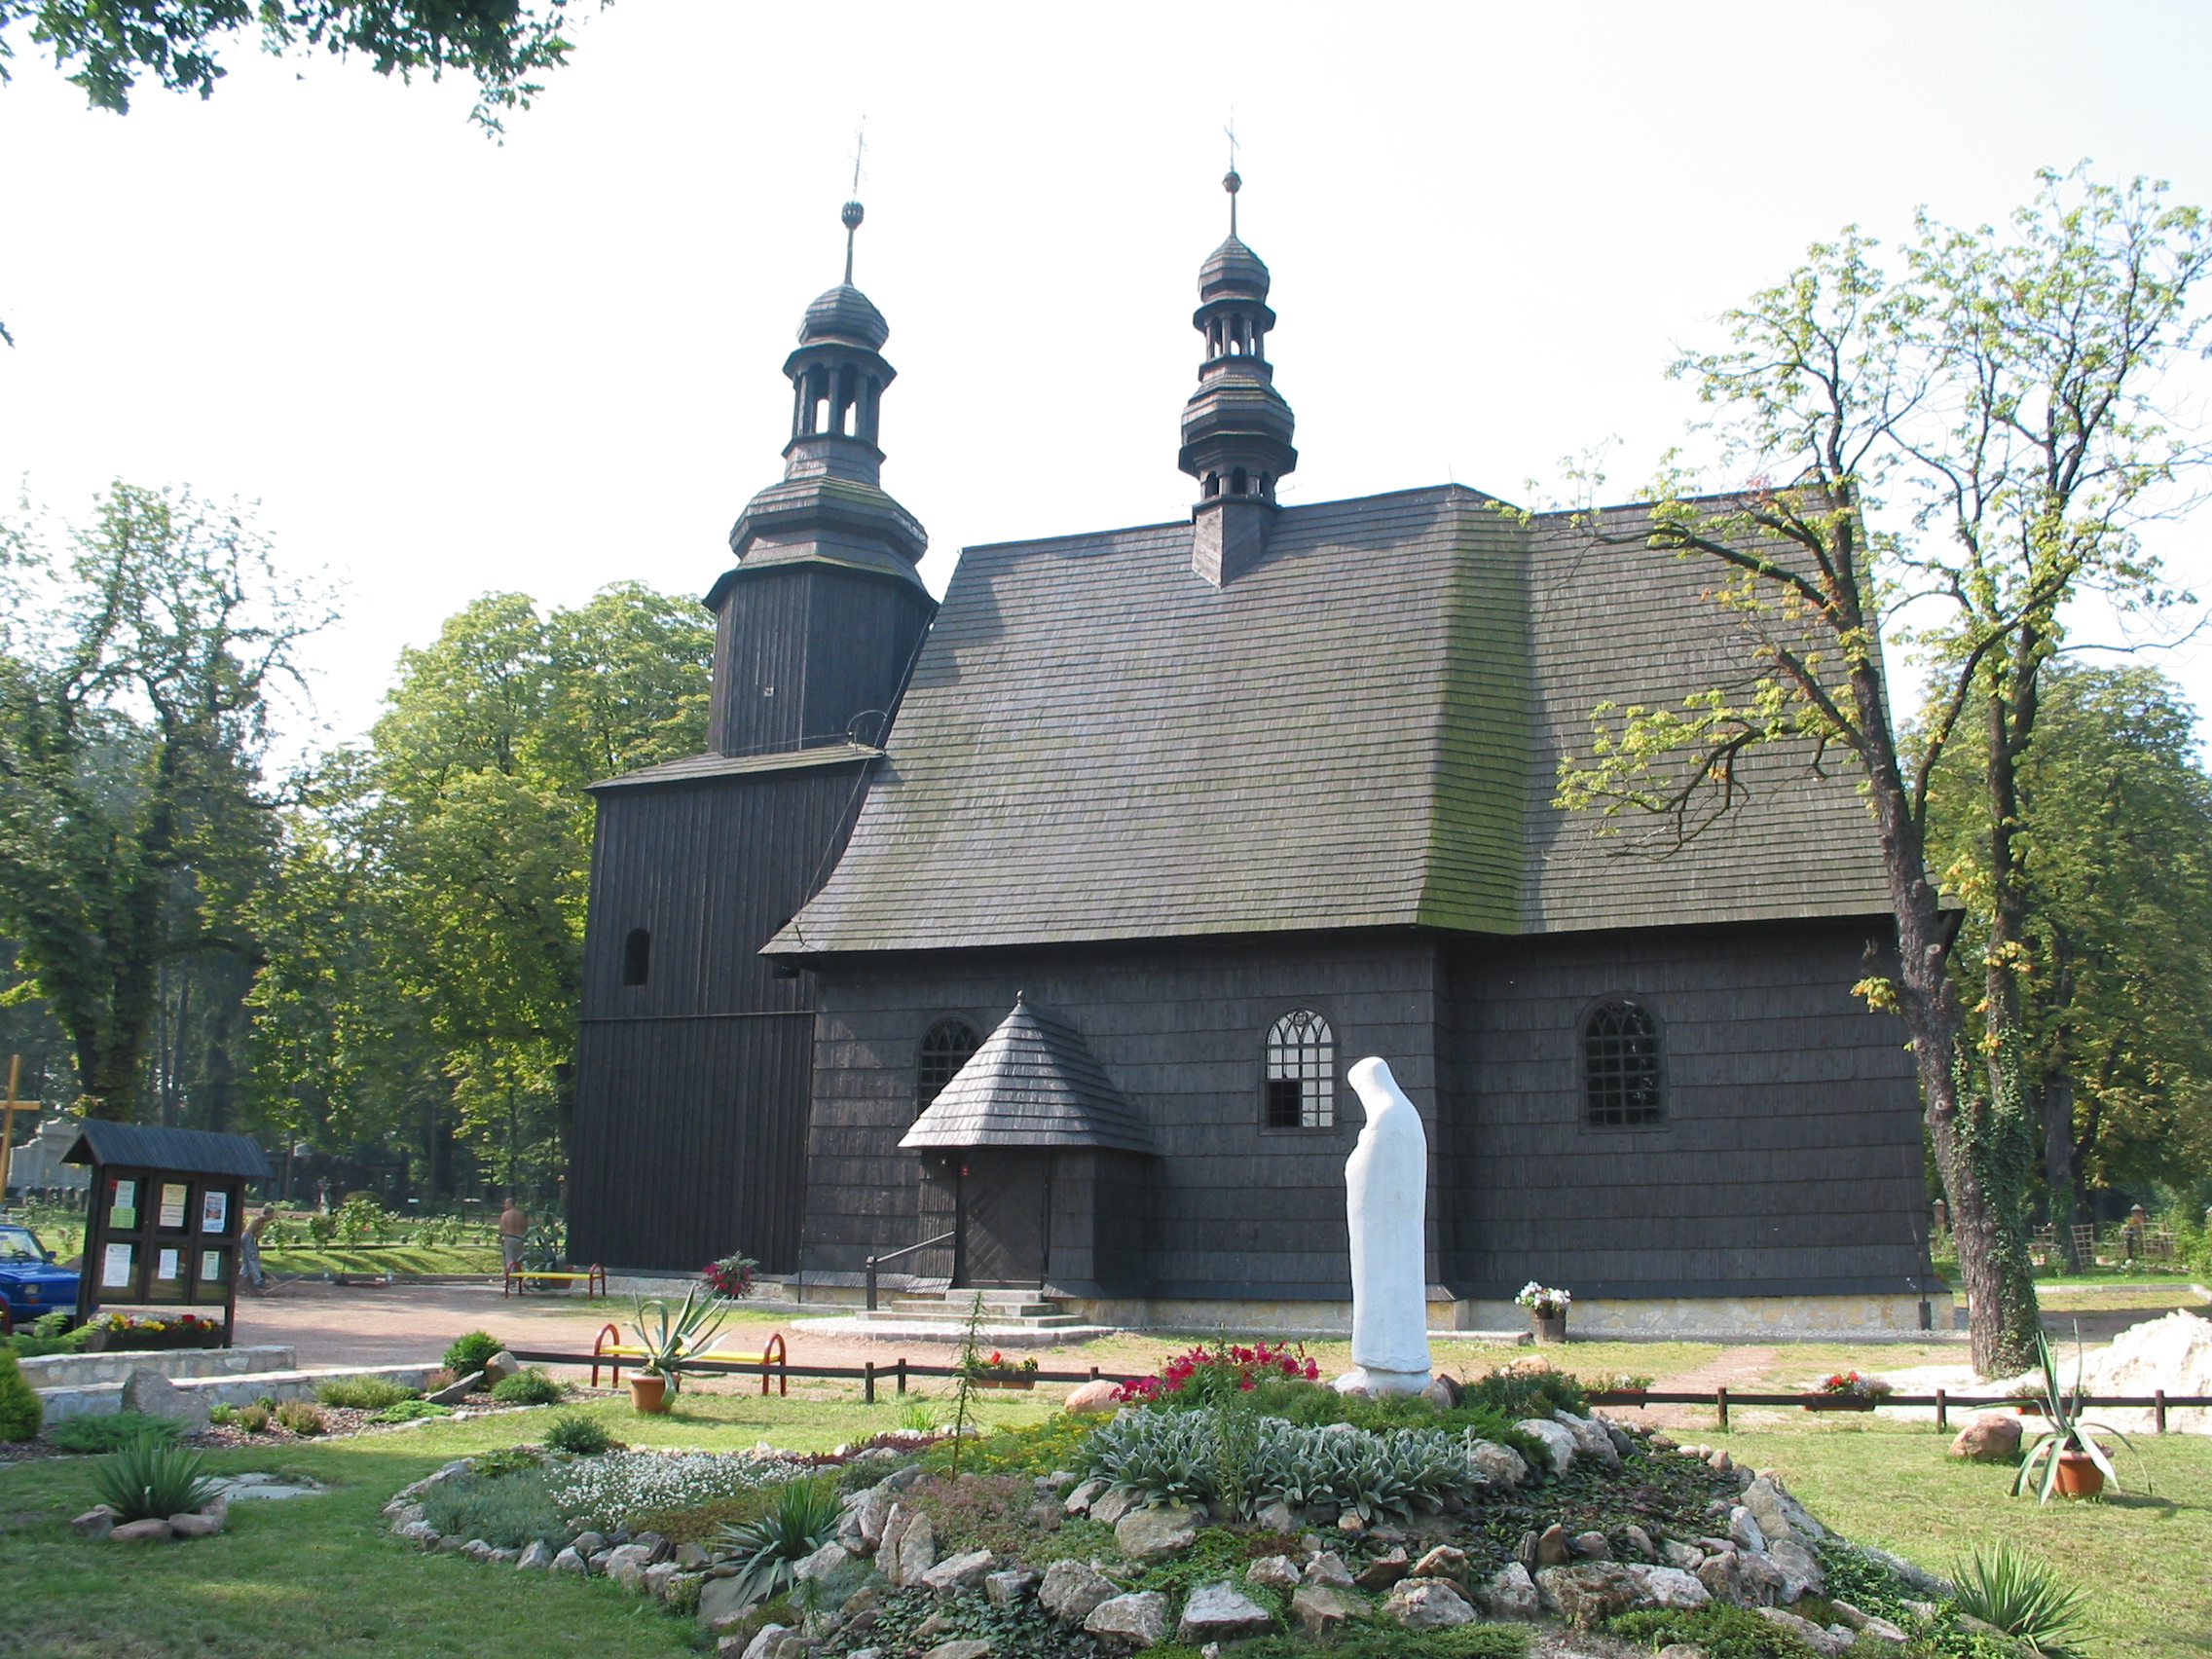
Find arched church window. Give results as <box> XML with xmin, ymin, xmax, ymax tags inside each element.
<box><xmin>1584</xmin><ymin>1000</ymin><xmax>1664</xmax><ymax>1126</ymax></box>
<box><xmin>1264</xmin><ymin>1011</ymin><xmax>1335</xmax><ymax>1128</ymax></box>
<box><xmin>917</xmin><ymin>1018</ymin><xmax>981</xmax><ymax>1114</ymax></box>
<box><xmin>621</xmin><ymin>928</ymin><xmax>651</xmax><ymax>987</ymax></box>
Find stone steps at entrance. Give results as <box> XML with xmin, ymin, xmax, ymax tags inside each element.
<box><xmin>873</xmin><ymin>1292</ymin><xmax>1081</xmax><ymax>1329</ymax></box>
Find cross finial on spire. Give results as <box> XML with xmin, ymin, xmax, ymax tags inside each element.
<box><xmin>841</xmin><ymin>124</ymin><xmax>868</xmax><ymax>285</ymax></box>
<box><xmin>1223</xmin><ymin>117</ymin><xmax>1241</xmax><ymax>237</ymax></box>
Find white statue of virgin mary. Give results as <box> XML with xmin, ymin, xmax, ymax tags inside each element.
<box><xmin>1334</xmin><ymin>1056</ymin><xmax>1434</xmax><ymax>1395</ymax></box>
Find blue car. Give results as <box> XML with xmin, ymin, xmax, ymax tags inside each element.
<box><xmin>0</xmin><ymin>1223</ymin><xmax>78</xmax><ymax>1334</ymax></box>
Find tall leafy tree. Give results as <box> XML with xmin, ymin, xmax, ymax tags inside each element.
<box><xmin>1556</xmin><ymin>167</ymin><xmax>2209</xmax><ymax>1374</ymax></box>
<box><xmin>0</xmin><ymin>484</ymin><xmax>320</xmax><ymax>1121</ymax></box>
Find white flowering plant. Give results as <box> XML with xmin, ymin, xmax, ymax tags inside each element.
<box><xmin>546</xmin><ymin>1450</ymin><xmax>811</xmax><ymax>1531</ymax></box>
<box><xmin>1515</xmin><ymin>1281</ymin><xmax>1572</xmax><ymax>1318</ymax></box>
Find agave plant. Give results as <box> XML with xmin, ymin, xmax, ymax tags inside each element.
<box><xmin>92</xmin><ymin>1439</ymin><xmax>220</xmax><ymax>1523</ymax></box>
<box><xmin>711</xmin><ymin>1478</ymin><xmax>842</xmax><ymax>1606</ymax></box>
<box><xmin>1953</xmin><ymin>1541</ymin><xmax>2091</xmax><ymax>1658</ymax></box>
<box><xmin>2013</xmin><ymin>1324</ymin><xmax>2144</xmax><ymax>1503</ymax></box>
<box><xmin>627</xmin><ymin>1283</ymin><xmax>732</xmax><ymax>1395</ymax></box>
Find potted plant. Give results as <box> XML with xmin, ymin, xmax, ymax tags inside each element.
<box><xmin>702</xmin><ymin>1253</ymin><xmax>759</xmax><ymax>1302</ymax></box>
<box><xmin>626</xmin><ymin>1284</ymin><xmax>731</xmax><ymax>1414</ymax></box>
<box><xmin>1806</xmin><ymin>1371</ymin><xmax>1892</xmax><ymax>1411</ymax></box>
<box><xmin>1516</xmin><ymin>1281</ymin><xmax>1572</xmax><ymax>1344</ymax></box>
<box><xmin>2014</xmin><ymin>1326</ymin><xmax>2143</xmax><ymax>1503</ymax></box>
<box><xmin>960</xmin><ymin>1349</ymin><xmax>1040</xmax><ymax>1390</ymax></box>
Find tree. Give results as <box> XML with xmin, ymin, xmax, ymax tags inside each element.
<box><xmin>0</xmin><ymin>484</ymin><xmax>321</xmax><ymax>1120</ymax></box>
<box><xmin>1928</xmin><ymin>664</ymin><xmax>2212</xmax><ymax>1255</ymax></box>
<box><xmin>0</xmin><ymin>0</ymin><xmax>589</xmax><ymax>129</ymax></box>
<box><xmin>1556</xmin><ymin>167</ymin><xmax>2209</xmax><ymax>1375</ymax></box>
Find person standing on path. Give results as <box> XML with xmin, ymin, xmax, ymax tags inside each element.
<box><xmin>498</xmin><ymin>1198</ymin><xmax>530</xmax><ymax>1274</ymax></box>
<box><xmin>241</xmin><ymin>1204</ymin><xmax>276</xmax><ymax>1291</ymax></box>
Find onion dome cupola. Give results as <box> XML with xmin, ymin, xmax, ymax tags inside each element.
<box><xmin>1180</xmin><ymin>168</ymin><xmax>1298</xmax><ymax>586</ymax></box>
<box><xmin>704</xmin><ymin>200</ymin><xmax>939</xmax><ymax>757</ymax></box>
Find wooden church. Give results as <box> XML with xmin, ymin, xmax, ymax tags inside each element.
<box><xmin>569</xmin><ymin>179</ymin><xmax>1941</xmax><ymax>1335</ymax></box>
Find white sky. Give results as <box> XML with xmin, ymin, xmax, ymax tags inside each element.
<box><xmin>3</xmin><ymin>1</ymin><xmax>2209</xmax><ymax>751</ymax></box>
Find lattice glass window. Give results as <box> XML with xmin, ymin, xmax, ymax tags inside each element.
<box><xmin>917</xmin><ymin>1019</ymin><xmax>981</xmax><ymax>1114</ymax></box>
<box><xmin>1265</xmin><ymin>1011</ymin><xmax>1336</xmax><ymax>1128</ymax></box>
<box><xmin>1585</xmin><ymin>1000</ymin><xmax>1664</xmax><ymax>1126</ymax></box>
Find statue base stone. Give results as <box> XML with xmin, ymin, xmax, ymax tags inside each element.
<box><xmin>1332</xmin><ymin>1366</ymin><xmax>1433</xmax><ymax>1397</ymax></box>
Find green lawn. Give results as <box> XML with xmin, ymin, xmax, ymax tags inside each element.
<box><xmin>260</xmin><ymin>1245</ymin><xmax>501</xmax><ymax>1275</ymax></box>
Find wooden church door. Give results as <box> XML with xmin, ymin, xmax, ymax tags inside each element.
<box><xmin>954</xmin><ymin>1152</ymin><xmax>1051</xmax><ymax>1288</ymax></box>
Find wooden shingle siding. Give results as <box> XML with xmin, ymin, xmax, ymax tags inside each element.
<box><xmin>706</xmin><ymin>566</ymin><xmax>936</xmax><ymax>757</ymax></box>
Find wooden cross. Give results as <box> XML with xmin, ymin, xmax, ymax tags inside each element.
<box><xmin>0</xmin><ymin>1055</ymin><xmax>23</xmax><ymax>1200</ymax></box>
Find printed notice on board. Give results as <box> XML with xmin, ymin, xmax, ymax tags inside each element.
<box><xmin>202</xmin><ymin>1191</ymin><xmax>228</xmax><ymax>1234</ymax></box>
<box><xmin>102</xmin><ymin>1242</ymin><xmax>134</xmax><ymax>1287</ymax></box>
<box><xmin>111</xmin><ymin>1178</ymin><xmax>137</xmax><ymax>1231</ymax></box>
<box><xmin>158</xmin><ymin>1248</ymin><xmax>181</xmax><ymax>1281</ymax></box>
<box><xmin>159</xmin><ymin>1184</ymin><xmax>188</xmax><ymax>1229</ymax></box>
<box><xmin>202</xmin><ymin>1250</ymin><xmax>225</xmax><ymax>1280</ymax></box>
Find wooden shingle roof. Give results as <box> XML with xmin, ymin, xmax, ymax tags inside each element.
<box><xmin>900</xmin><ymin>997</ymin><xmax>1158</xmax><ymax>1153</ymax></box>
<box><xmin>771</xmin><ymin>484</ymin><xmax>1893</xmax><ymax>954</ymax></box>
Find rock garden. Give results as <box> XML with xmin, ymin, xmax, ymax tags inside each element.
<box><xmin>379</xmin><ymin>1341</ymin><xmax>2038</xmax><ymax>1659</ymax></box>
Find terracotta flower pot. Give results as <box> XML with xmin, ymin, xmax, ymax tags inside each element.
<box><xmin>629</xmin><ymin>1373</ymin><xmax>670</xmax><ymax>1414</ymax></box>
<box><xmin>1532</xmin><ymin>1314</ymin><xmax>1567</xmax><ymax>1345</ymax></box>
<box><xmin>2054</xmin><ymin>1449</ymin><xmax>2104</xmax><ymax>1499</ymax></box>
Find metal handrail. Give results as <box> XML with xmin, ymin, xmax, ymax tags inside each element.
<box><xmin>864</xmin><ymin>1230</ymin><xmax>956</xmax><ymax>1311</ymax></box>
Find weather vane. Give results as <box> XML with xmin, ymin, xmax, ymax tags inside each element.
<box><xmin>842</xmin><ymin>122</ymin><xmax>867</xmax><ymax>285</ymax></box>
<box><xmin>1223</xmin><ymin>116</ymin><xmax>1241</xmax><ymax>236</ymax></box>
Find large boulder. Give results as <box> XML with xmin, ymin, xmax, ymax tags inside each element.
<box><xmin>922</xmin><ymin>1549</ymin><xmax>995</xmax><ymax>1597</ymax></box>
<box><xmin>793</xmin><ymin>1540</ymin><xmax>853</xmax><ymax>1584</ymax></box>
<box><xmin>1088</xmin><ymin>1487</ymin><xmax>1140</xmax><ymax>1527</ymax></box>
<box><xmin>1176</xmin><ymin>1582</ymin><xmax>1273</xmax><ymax>1643</ymax></box>
<box><xmin>1696</xmin><ymin>1548</ymin><xmax>1784</xmax><ymax>1607</ymax></box>
<box><xmin>1463</xmin><ymin>1439</ymin><xmax>1529</xmax><ymax>1489</ymax></box>
<box><xmin>1063</xmin><ymin>1379</ymin><xmax>1122</xmax><ymax>1414</ymax></box>
<box><xmin>1291</xmin><ymin>1584</ymin><xmax>1360</xmax><ymax>1635</ymax></box>
<box><xmin>1767</xmin><ymin>1537</ymin><xmax>1825</xmax><ymax>1604</ymax></box>
<box><xmin>120</xmin><ymin>1370</ymin><xmax>211</xmax><ymax>1433</ymax></box>
<box><xmin>1747</xmin><ymin>1470</ymin><xmax>1829</xmax><ymax>1541</ymax></box>
<box><xmin>1536</xmin><ymin>1563</ymin><xmax>1647</xmax><ymax>1628</ymax></box>
<box><xmin>604</xmin><ymin>1543</ymin><xmax>657</xmax><ymax>1591</ymax></box>
<box><xmin>1039</xmin><ymin>1559</ymin><xmax>1120</xmax><ymax>1625</ymax></box>
<box><xmin>1381</xmin><ymin>1578</ymin><xmax>1477</xmax><ymax>1630</ymax></box>
<box><xmin>1477</xmin><ymin>1562</ymin><xmax>1539</xmax><ymax>1619</ymax></box>
<box><xmin>1084</xmin><ymin>1591</ymin><xmax>1169</xmax><ymax>1647</ymax></box>
<box><xmin>1303</xmin><ymin>1551</ymin><xmax>1357</xmax><ymax>1589</ymax></box>
<box><xmin>1514</xmin><ymin>1418</ymin><xmax>1577</xmax><ymax>1475</ymax></box>
<box><xmin>1633</xmin><ymin>1566</ymin><xmax>1712</xmax><ymax>1610</ymax></box>
<box><xmin>1552</xmin><ymin>1411</ymin><xmax>1622</xmax><ymax>1469</ymax></box>
<box><xmin>1115</xmin><ymin>1503</ymin><xmax>1199</xmax><ymax>1560</ymax></box>
<box><xmin>894</xmin><ymin>1512</ymin><xmax>937</xmax><ymax>1587</ymax></box>
<box><xmin>1758</xmin><ymin>1606</ymin><xmax>1856</xmax><ymax>1657</ymax></box>
<box><xmin>1726</xmin><ymin>1505</ymin><xmax>1767</xmax><ymax>1553</ymax></box>
<box><xmin>1949</xmin><ymin>1414</ymin><xmax>2024</xmax><ymax>1463</ymax></box>
<box><xmin>984</xmin><ymin>1567</ymin><xmax>1038</xmax><ymax>1607</ymax></box>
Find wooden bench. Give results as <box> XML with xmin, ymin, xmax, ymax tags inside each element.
<box><xmin>591</xmin><ymin>1323</ymin><xmax>789</xmax><ymax>1394</ymax></box>
<box><xmin>503</xmin><ymin>1262</ymin><xmax>608</xmax><ymax>1299</ymax></box>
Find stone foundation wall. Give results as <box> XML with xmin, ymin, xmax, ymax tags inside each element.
<box><xmin>35</xmin><ymin>1362</ymin><xmax>443</xmax><ymax>1425</ymax></box>
<box><xmin>18</xmin><ymin>1345</ymin><xmax>297</xmax><ymax>1390</ymax></box>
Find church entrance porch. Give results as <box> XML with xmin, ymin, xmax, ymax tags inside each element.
<box><xmin>954</xmin><ymin>1150</ymin><xmax>1052</xmax><ymax>1288</ymax></box>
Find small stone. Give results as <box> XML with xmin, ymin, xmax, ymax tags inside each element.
<box><xmin>1246</xmin><ymin>1555</ymin><xmax>1302</xmax><ymax>1593</ymax></box>
<box><xmin>633</xmin><ymin>1530</ymin><xmax>673</xmax><ymax>1564</ymax></box>
<box><xmin>1039</xmin><ymin>1559</ymin><xmax>1120</xmax><ymax>1624</ymax></box>
<box><xmin>438</xmin><ymin>1534</ymin><xmax>467</xmax><ymax>1553</ymax></box>
<box><xmin>1570</xmin><ymin>1530</ymin><xmax>1612</xmax><ymax>1561</ymax></box>
<box><xmin>1353</xmin><ymin>1547</ymin><xmax>1410</xmax><ymax>1591</ymax></box>
<box><xmin>1291</xmin><ymin>1584</ymin><xmax>1358</xmax><ymax>1634</ymax></box>
<box><xmin>794</xmin><ymin>1540</ymin><xmax>855</xmax><ymax>1584</ymax></box>
<box><xmin>604</xmin><ymin>1542</ymin><xmax>656</xmax><ymax>1590</ymax></box>
<box><xmin>120</xmin><ymin>1369</ymin><xmax>213</xmax><ymax>1433</ymax></box>
<box><xmin>400</xmin><ymin>1521</ymin><xmax>438</xmax><ymax>1544</ymax></box>
<box><xmin>643</xmin><ymin>1561</ymin><xmax>682</xmax><ymax>1600</ymax></box>
<box><xmin>676</xmin><ymin>1541</ymin><xmax>710</xmax><ymax>1568</ymax></box>
<box><xmin>739</xmin><ymin>1626</ymin><xmax>790</xmax><ymax>1659</ymax></box>
<box><xmin>1303</xmin><ymin>1551</ymin><xmax>1356</xmax><ymax>1590</ymax></box>
<box><xmin>517</xmin><ymin>1539</ymin><xmax>555</xmax><ymax>1570</ymax></box>
<box><xmin>168</xmin><ymin>1511</ymin><xmax>224</xmax><ymax>1538</ymax></box>
<box><xmin>1115</xmin><ymin>1503</ymin><xmax>1200</xmax><ymax>1560</ymax></box>
<box><xmin>427</xmin><ymin>1371</ymin><xmax>484</xmax><ymax>1406</ymax></box>
<box><xmin>1088</xmin><ymin>1486</ymin><xmax>1138</xmax><ymax>1527</ymax></box>
<box><xmin>1382</xmin><ymin>1578</ymin><xmax>1477</xmax><ymax>1630</ymax></box>
<box><xmin>482</xmin><ymin>1349</ymin><xmax>520</xmax><ymax>1382</ymax></box>
<box><xmin>110</xmin><ymin>1517</ymin><xmax>174</xmax><ymax>1543</ymax></box>
<box><xmin>698</xmin><ymin>1575</ymin><xmax>755</xmax><ymax>1629</ymax></box>
<box><xmin>1534</xmin><ymin>1523</ymin><xmax>1571</xmax><ymax>1567</ymax></box>
<box><xmin>1085</xmin><ymin>1590</ymin><xmax>1170</xmax><ymax>1647</ymax></box>
<box><xmin>1464</xmin><ymin>1439</ymin><xmax>1528</xmax><ymax>1489</ymax></box>
<box><xmin>572</xmin><ymin>1530</ymin><xmax>608</xmax><ymax>1556</ymax></box>
<box><xmin>1949</xmin><ymin>1413</ymin><xmax>2024</xmax><ymax>1463</ymax></box>
<box><xmin>1419</xmin><ymin>1375</ymin><xmax>1460</xmax><ymax>1409</ymax></box>
<box><xmin>1254</xmin><ymin>1499</ymin><xmax>1300</xmax><ymax>1533</ymax></box>
<box><xmin>1727</xmin><ymin>1505</ymin><xmax>1767</xmax><ymax>1553</ymax></box>
<box><xmin>1062</xmin><ymin>1477</ymin><xmax>1105</xmax><ymax>1515</ymax></box>
<box><xmin>1335</xmin><ymin>1511</ymin><xmax>1366</xmax><ymax>1535</ymax></box>
<box><xmin>1661</xmin><ymin>1538</ymin><xmax>1704</xmax><ymax>1569</ymax></box>
<box><xmin>1829</xmin><ymin>1598</ymin><xmax>1907</xmax><ymax>1641</ymax></box>
<box><xmin>1410</xmin><ymin>1544</ymin><xmax>1467</xmax><ymax>1583</ymax></box>
<box><xmin>1657</xmin><ymin>1646</ymin><xmax>1709</xmax><ymax>1659</ymax></box>
<box><xmin>1768</xmin><ymin>1536</ymin><xmax>1825</xmax><ymax>1603</ymax></box>
<box><xmin>1025</xmin><ymin>1501</ymin><xmax>1062</xmax><ymax>1530</ymax></box>
<box><xmin>1063</xmin><ymin>1379</ymin><xmax>1121</xmax><ymax>1413</ymax></box>
<box><xmin>1477</xmin><ymin>1562</ymin><xmax>1539</xmax><ymax>1620</ymax></box>
<box><xmin>1553</xmin><ymin>1412</ymin><xmax>1623</xmax><ymax>1469</ymax></box>
<box><xmin>1636</xmin><ymin>1566</ymin><xmax>1713</xmax><ymax>1609</ymax></box>
<box><xmin>1515</xmin><ymin>1418</ymin><xmax>1578</xmax><ymax>1475</ymax></box>
<box><xmin>1177</xmin><ymin>1581</ymin><xmax>1273</xmax><ymax>1642</ymax></box>
<box><xmin>1707</xmin><ymin>1448</ymin><xmax>1734</xmax><ymax>1473</ymax></box>
<box><xmin>895</xmin><ymin>1512</ymin><xmax>938</xmax><ymax>1586</ymax></box>
<box><xmin>1620</xmin><ymin>1524</ymin><xmax>1658</xmax><ymax>1562</ymax></box>
<box><xmin>984</xmin><ymin>1567</ymin><xmax>1038</xmax><ymax>1607</ymax></box>
<box><xmin>71</xmin><ymin>1507</ymin><xmax>120</xmax><ymax>1540</ymax></box>
<box><xmin>920</xmin><ymin>1643</ymin><xmax>992</xmax><ymax>1659</ymax></box>
<box><xmin>1757</xmin><ymin>1606</ymin><xmax>1854</xmax><ymax>1657</ymax></box>
<box><xmin>923</xmin><ymin>1548</ymin><xmax>996</xmax><ymax>1596</ymax></box>
<box><xmin>551</xmin><ymin>1546</ymin><xmax>587</xmax><ymax>1573</ymax></box>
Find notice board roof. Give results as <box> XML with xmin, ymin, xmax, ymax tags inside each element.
<box><xmin>63</xmin><ymin>1122</ymin><xmax>274</xmax><ymax>1182</ymax></box>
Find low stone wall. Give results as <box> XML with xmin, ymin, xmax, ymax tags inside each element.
<box><xmin>37</xmin><ymin>1362</ymin><xmax>443</xmax><ymax>1424</ymax></box>
<box><xmin>18</xmin><ymin>1345</ymin><xmax>297</xmax><ymax>1391</ymax></box>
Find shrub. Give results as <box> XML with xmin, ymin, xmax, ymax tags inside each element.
<box><xmin>548</xmin><ymin>1448</ymin><xmax>812</xmax><ymax>1531</ymax></box>
<box><xmin>0</xmin><ymin>1346</ymin><xmax>41</xmax><ymax>1442</ymax></box>
<box><xmin>275</xmin><ymin>1400</ymin><xmax>325</xmax><ymax>1436</ymax></box>
<box><xmin>1952</xmin><ymin>1542</ymin><xmax>2090</xmax><ymax>1659</ymax></box>
<box><xmin>712</xmin><ymin>1478</ymin><xmax>841</xmax><ymax>1606</ymax></box>
<box><xmin>92</xmin><ymin>1439</ymin><xmax>219</xmax><ymax>1522</ymax></box>
<box><xmin>491</xmin><ymin>1368</ymin><xmax>563</xmax><ymax>1406</ymax></box>
<box><xmin>315</xmin><ymin>1375</ymin><xmax>413</xmax><ymax>1410</ymax></box>
<box><xmin>1457</xmin><ymin>1365</ymin><xmax>1587</xmax><ymax>1419</ymax></box>
<box><xmin>371</xmin><ymin>1399</ymin><xmax>454</xmax><ymax>1424</ymax></box>
<box><xmin>542</xmin><ymin>1413</ymin><xmax>613</xmax><ymax>1455</ymax></box>
<box><xmin>442</xmin><ymin>1330</ymin><xmax>504</xmax><ymax>1377</ymax></box>
<box><xmin>49</xmin><ymin>1411</ymin><xmax>181</xmax><ymax>1454</ymax></box>
<box><xmin>419</xmin><ymin>1466</ymin><xmax>564</xmax><ymax>1549</ymax></box>
<box><xmin>472</xmin><ymin>1446</ymin><xmax>546</xmax><ymax>1479</ymax></box>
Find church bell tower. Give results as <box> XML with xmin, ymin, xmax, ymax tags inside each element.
<box><xmin>1180</xmin><ymin>169</ymin><xmax>1298</xmax><ymax>585</ymax></box>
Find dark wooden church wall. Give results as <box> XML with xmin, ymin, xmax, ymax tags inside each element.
<box><xmin>708</xmin><ymin>567</ymin><xmax>934</xmax><ymax>756</ymax></box>
<box><xmin>1442</xmin><ymin>917</ymin><xmax>1930</xmax><ymax>1300</ymax></box>
<box><xmin>570</xmin><ymin>759</ymin><xmax>876</xmax><ymax>1272</ymax></box>
<box><xmin>801</xmin><ymin>936</ymin><xmax>1444</xmax><ymax>1300</ymax></box>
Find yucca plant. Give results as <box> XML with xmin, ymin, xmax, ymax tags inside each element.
<box><xmin>92</xmin><ymin>1439</ymin><xmax>220</xmax><ymax>1522</ymax></box>
<box><xmin>627</xmin><ymin>1284</ymin><xmax>731</xmax><ymax>1395</ymax></box>
<box><xmin>1953</xmin><ymin>1541</ymin><xmax>2091</xmax><ymax>1658</ymax></box>
<box><xmin>711</xmin><ymin>1478</ymin><xmax>842</xmax><ymax>1605</ymax></box>
<box><xmin>2014</xmin><ymin>1324</ymin><xmax>2144</xmax><ymax>1503</ymax></box>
